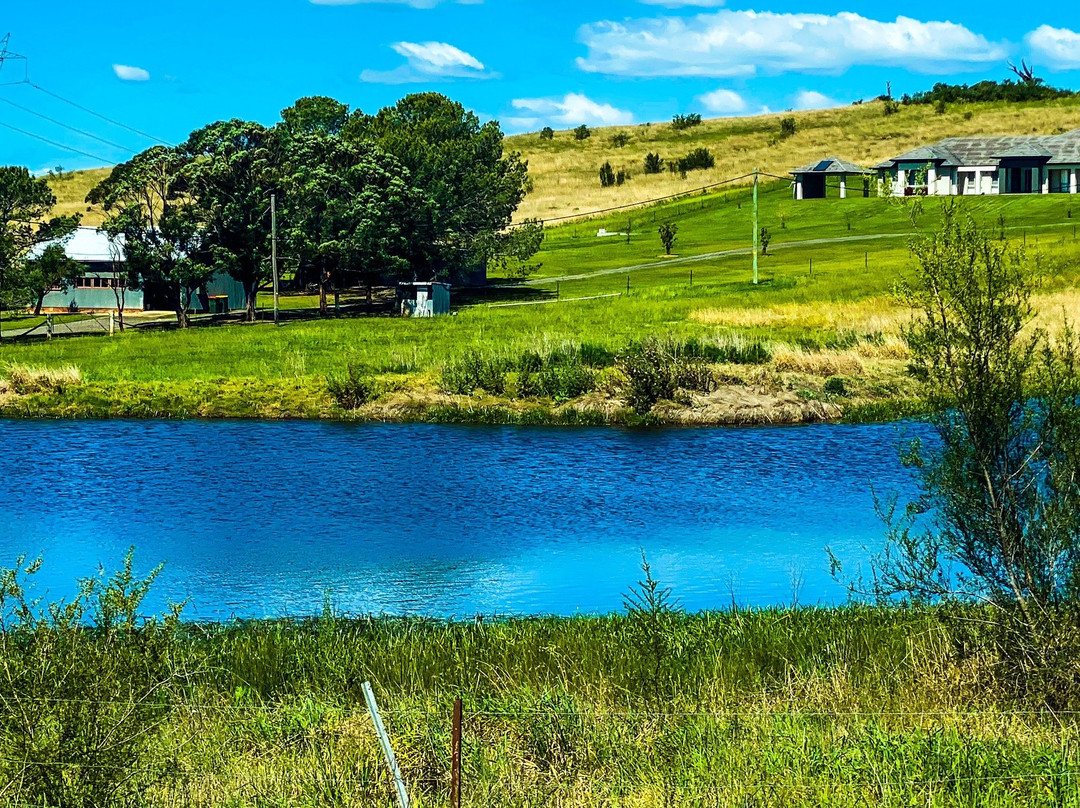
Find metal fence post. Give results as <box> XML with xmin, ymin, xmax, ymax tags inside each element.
<box><xmin>362</xmin><ymin>681</ymin><xmax>411</xmax><ymax>808</ymax></box>
<box><xmin>451</xmin><ymin>698</ymin><xmax>462</xmax><ymax>808</ymax></box>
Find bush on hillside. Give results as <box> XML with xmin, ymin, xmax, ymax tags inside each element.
<box><xmin>671</xmin><ymin>113</ymin><xmax>702</xmax><ymax>131</ymax></box>
<box><xmin>610</xmin><ymin>133</ymin><xmax>630</xmax><ymax>148</ymax></box>
<box><xmin>643</xmin><ymin>153</ymin><xmax>664</xmax><ymax>175</ymax></box>
<box><xmin>676</xmin><ymin>147</ymin><xmax>715</xmax><ymax>174</ymax></box>
<box><xmin>539</xmin><ymin>126</ymin><xmax>555</xmax><ymax>140</ymax></box>
<box><xmin>779</xmin><ymin>116</ymin><xmax>798</xmax><ymax>138</ymax></box>
<box><xmin>574</xmin><ymin>124</ymin><xmax>591</xmax><ymax>141</ymax></box>
<box><xmin>599</xmin><ymin>162</ymin><xmax>617</xmax><ymax>188</ymax></box>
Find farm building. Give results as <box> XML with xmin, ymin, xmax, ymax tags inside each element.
<box><xmin>397</xmin><ymin>281</ymin><xmax>451</xmax><ymax>317</ymax></box>
<box><xmin>790</xmin><ymin>157</ymin><xmax>873</xmax><ymax>200</ymax></box>
<box><xmin>37</xmin><ymin>228</ymin><xmax>246</xmax><ymax>314</ymax></box>
<box><xmin>794</xmin><ymin>129</ymin><xmax>1080</xmax><ymax>199</ymax></box>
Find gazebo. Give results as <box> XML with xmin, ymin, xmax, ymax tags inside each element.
<box><xmin>790</xmin><ymin>157</ymin><xmax>873</xmax><ymax>200</ymax></box>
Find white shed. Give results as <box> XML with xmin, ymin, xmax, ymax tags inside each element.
<box><xmin>397</xmin><ymin>282</ymin><xmax>451</xmax><ymax>317</ymax></box>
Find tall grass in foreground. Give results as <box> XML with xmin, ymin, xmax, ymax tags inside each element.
<box><xmin>4</xmin><ymin>554</ymin><xmax>1080</xmax><ymax>806</ymax></box>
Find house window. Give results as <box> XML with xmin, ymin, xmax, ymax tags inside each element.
<box><xmin>1050</xmin><ymin>169</ymin><xmax>1070</xmax><ymax>193</ymax></box>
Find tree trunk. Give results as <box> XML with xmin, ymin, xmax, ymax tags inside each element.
<box><xmin>245</xmin><ymin>281</ymin><xmax>258</xmax><ymax>322</ymax></box>
<box><xmin>319</xmin><ymin>272</ymin><xmax>329</xmax><ymax>317</ymax></box>
<box><xmin>33</xmin><ymin>294</ymin><xmax>44</xmax><ymax>317</ymax></box>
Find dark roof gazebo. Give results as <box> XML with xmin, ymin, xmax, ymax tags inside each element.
<box><xmin>790</xmin><ymin>157</ymin><xmax>873</xmax><ymax>200</ymax></box>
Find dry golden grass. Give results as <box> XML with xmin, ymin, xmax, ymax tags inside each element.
<box><xmin>772</xmin><ymin>346</ymin><xmax>866</xmax><ymax>377</ymax></box>
<box><xmin>692</xmin><ymin>296</ymin><xmax>907</xmax><ymax>334</ymax></box>
<box><xmin>508</xmin><ymin>98</ymin><xmax>1080</xmax><ymax>221</ymax></box>
<box><xmin>46</xmin><ymin>167</ymin><xmax>110</xmax><ymax>226</ymax></box>
<box><xmin>0</xmin><ymin>364</ymin><xmax>82</xmax><ymax>395</ymax></box>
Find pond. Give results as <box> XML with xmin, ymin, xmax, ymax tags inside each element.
<box><xmin>0</xmin><ymin>419</ymin><xmax>929</xmax><ymax>620</ymax></box>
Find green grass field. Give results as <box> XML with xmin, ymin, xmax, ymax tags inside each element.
<box><xmin>3</xmin><ymin>190</ymin><xmax>1079</xmax><ymax>423</ymax></box>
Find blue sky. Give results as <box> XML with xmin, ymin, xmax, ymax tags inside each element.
<box><xmin>1</xmin><ymin>0</ymin><xmax>1079</xmax><ymax>172</ymax></box>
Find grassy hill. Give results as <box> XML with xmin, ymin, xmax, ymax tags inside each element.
<box><xmin>49</xmin><ymin>97</ymin><xmax>1080</xmax><ymax>227</ymax></box>
<box><xmin>505</xmin><ymin>97</ymin><xmax>1080</xmax><ymax>221</ymax></box>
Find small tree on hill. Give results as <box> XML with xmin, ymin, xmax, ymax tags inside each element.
<box><xmin>658</xmin><ymin>222</ymin><xmax>678</xmax><ymax>255</ymax></box>
<box><xmin>599</xmin><ymin>162</ymin><xmax>617</xmax><ymax>188</ymax></box>
<box><xmin>644</xmin><ymin>153</ymin><xmax>664</xmax><ymax>175</ymax></box>
<box><xmin>779</xmin><ymin>116</ymin><xmax>798</xmax><ymax>138</ymax></box>
<box><xmin>611</xmin><ymin>133</ymin><xmax>630</xmax><ymax>148</ymax></box>
<box><xmin>574</xmin><ymin>124</ymin><xmax>591</xmax><ymax>141</ymax></box>
<box><xmin>671</xmin><ymin>113</ymin><xmax>702</xmax><ymax>131</ymax></box>
<box><xmin>539</xmin><ymin>126</ymin><xmax>555</xmax><ymax>140</ymax></box>
<box><xmin>759</xmin><ymin>226</ymin><xmax>772</xmax><ymax>256</ymax></box>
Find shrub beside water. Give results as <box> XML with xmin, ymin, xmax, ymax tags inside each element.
<box><xmin>442</xmin><ymin>350</ymin><xmax>508</xmax><ymax>395</ymax></box>
<box><xmin>618</xmin><ymin>337</ymin><xmax>717</xmax><ymax>415</ymax></box>
<box><xmin>326</xmin><ymin>363</ymin><xmax>375</xmax><ymax>409</ymax></box>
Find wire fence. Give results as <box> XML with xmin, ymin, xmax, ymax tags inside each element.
<box><xmin>3</xmin><ymin>696</ymin><xmax>1080</xmax><ymax>806</ymax></box>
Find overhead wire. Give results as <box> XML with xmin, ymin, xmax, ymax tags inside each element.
<box><xmin>0</xmin><ymin>119</ymin><xmax>113</xmax><ymax>163</ymax></box>
<box><xmin>28</xmin><ymin>83</ymin><xmax>173</xmax><ymax>147</ymax></box>
<box><xmin>0</xmin><ymin>95</ymin><xmax>139</xmax><ymax>153</ymax></box>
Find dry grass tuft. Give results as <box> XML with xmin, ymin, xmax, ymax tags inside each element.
<box><xmin>1</xmin><ymin>364</ymin><xmax>82</xmax><ymax>395</ymax></box>
<box><xmin>692</xmin><ymin>297</ymin><xmax>907</xmax><ymax>335</ymax></box>
<box><xmin>772</xmin><ymin>347</ymin><xmax>865</xmax><ymax>377</ymax></box>
<box><xmin>653</xmin><ymin>386</ymin><xmax>842</xmax><ymax>425</ymax></box>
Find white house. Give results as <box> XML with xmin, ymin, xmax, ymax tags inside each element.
<box><xmin>873</xmin><ymin>129</ymin><xmax>1080</xmax><ymax>197</ymax></box>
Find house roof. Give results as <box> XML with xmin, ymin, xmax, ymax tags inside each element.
<box><xmin>880</xmin><ymin>129</ymin><xmax>1080</xmax><ymax>168</ymax></box>
<box><xmin>791</xmin><ymin>156</ymin><xmax>872</xmax><ymax>175</ymax></box>
<box><xmin>29</xmin><ymin>228</ymin><xmax>126</xmax><ymax>263</ymax></box>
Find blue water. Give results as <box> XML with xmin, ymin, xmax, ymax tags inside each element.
<box><xmin>0</xmin><ymin>420</ymin><xmax>929</xmax><ymax>620</ymax></box>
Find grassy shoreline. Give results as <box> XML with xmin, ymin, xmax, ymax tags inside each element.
<box><xmin>5</xmin><ymin>604</ymin><xmax>1080</xmax><ymax>807</ymax></box>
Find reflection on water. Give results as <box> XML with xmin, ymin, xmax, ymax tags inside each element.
<box><xmin>0</xmin><ymin>419</ymin><xmax>928</xmax><ymax>619</ymax></box>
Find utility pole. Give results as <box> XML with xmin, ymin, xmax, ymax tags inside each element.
<box><xmin>270</xmin><ymin>193</ymin><xmax>280</xmax><ymax>327</ymax></box>
<box><xmin>752</xmin><ymin>168</ymin><xmax>760</xmax><ymax>285</ymax></box>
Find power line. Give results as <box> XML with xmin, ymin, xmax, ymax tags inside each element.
<box><xmin>29</xmin><ymin>83</ymin><xmax>172</xmax><ymax>147</ymax></box>
<box><xmin>0</xmin><ymin>95</ymin><xmax>138</xmax><ymax>154</ymax></box>
<box><xmin>0</xmin><ymin>119</ymin><xmax>112</xmax><ymax>163</ymax></box>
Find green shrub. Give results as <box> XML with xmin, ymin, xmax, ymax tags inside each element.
<box><xmin>610</xmin><ymin>133</ymin><xmax>630</xmax><ymax>148</ymax></box>
<box><xmin>599</xmin><ymin>162</ymin><xmax>616</xmax><ymax>188</ymax></box>
<box><xmin>326</xmin><ymin>363</ymin><xmax>375</xmax><ymax>409</ymax></box>
<box><xmin>617</xmin><ymin>337</ymin><xmax>716</xmax><ymax>415</ymax></box>
<box><xmin>779</xmin><ymin>116</ymin><xmax>798</xmax><ymax>138</ymax></box>
<box><xmin>539</xmin><ymin>126</ymin><xmax>555</xmax><ymax>140</ymax></box>
<box><xmin>516</xmin><ymin>349</ymin><xmax>598</xmax><ymax>401</ymax></box>
<box><xmin>442</xmin><ymin>350</ymin><xmax>507</xmax><ymax>395</ymax></box>
<box><xmin>684</xmin><ymin>335</ymin><xmax>772</xmax><ymax>365</ymax></box>
<box><xmin>824</xmin><ymin>375</ymin><xmax>850</xmax><ymax>397</ymax></box>
<box><xmin>574</xmin><ymin>124</ymin><xmax>591</xmax><ymax>141</ymax></box>
<box><xmin>677</xmin><ymin>147</ymin><xmax>715</xmax><ymax>173</ymax></box>
<box><xmin>643</xmin><ymin>153</ymin><xmax>664</xmax><ymax>175</ymax></box>
<box><xmin>671</xmin><ymin>113</ymin><xmax>702</xmax><ymax>131</ymax></box>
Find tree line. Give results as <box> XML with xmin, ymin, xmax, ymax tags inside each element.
<box><xmin>0</xmin><ymin>93</ymin><xmax>543</xmax><ymax>327</ymax></box>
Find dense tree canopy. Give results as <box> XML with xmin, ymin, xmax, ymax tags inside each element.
<box><xmin>87</xmin><ymin>146</ymin><xmax>210</xmax><ymax>328</ymax></box>
<box><xmin>0</xmin><ymin>167</ymin><xmax>79</xmax><ymax>312</ymax></box>
<box><xmin>73</xmin><ymin>92</ymin><xmax>536</xmax><ymax>322</ymax></box>
<box><xmin>180</xmin><ymin>120</ymin><xmax>279</xmax><ymax>321</ymax></box>
<box><xmin>350</xmin><ymin>93</ymin><xmax>531</xmax><ymax>283</ymax></box>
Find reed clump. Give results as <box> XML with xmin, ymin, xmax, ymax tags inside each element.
<box><xmin>0</xmin><ymin>363</ymin><xmax>82</xmax><ymax>395</ymax></box>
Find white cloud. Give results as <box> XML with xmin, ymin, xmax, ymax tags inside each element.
<box><xmin>313</xmin><ymin>0</ymin><xmax>477</xmax><ymax>6</ymax></box>
<box><xmin>361</xmin><ymin>41</ymin><xmax>495</xmax><ymax>84</ymax></box>
<box><xmin>792</xmin><ymin>89</ymin><xmax>840</xmax><ymax>110</ymax></box>
<box><xmin>1025</xmin><ymin>25</ymin><xmax>1080</xmax><ymax>71</ymax></box>
<box><xmin>638</xmin><ymin>0</ymin><xmax>725</xmax><ymax>6</ymax></box>
<box><xmin>113</xmin><ymin>64</ymin><xmax>150</xmax><ymax>82</ymax></box>
<box><xmin>510</xmin><ymin>93</ymin><xmax>634</xmax><ymax>127</ymax></box>
<box><xmin>577</xmin><ymin>11</ymin><xmax>1007</xmax><ymax>77</ymax></box>
<box><xmin>696</xmin><ymin>88</ymin><xmax>746</xmax><ymax>113</ymax></box>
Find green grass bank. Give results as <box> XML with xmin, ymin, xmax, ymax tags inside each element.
<box><xmin>3</xmin><ymin>192</ymin><xmax>1079</xmax><ymax>425</ymax></box>
<box><xmin>6</xmin><ymin>601</ymin><xmax>1080</xmax><ymax>807</ymax></box>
